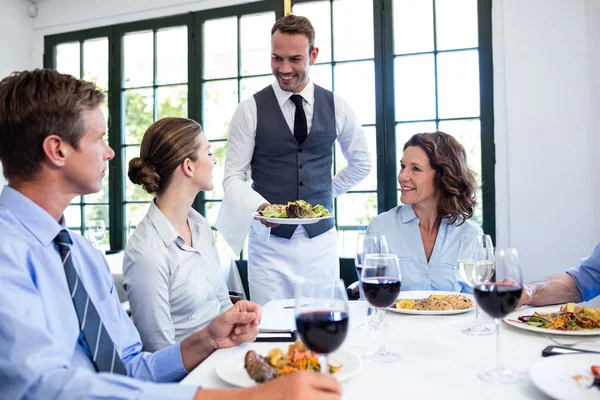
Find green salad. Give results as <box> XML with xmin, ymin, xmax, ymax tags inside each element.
<box><xmin>260</xmin><ymin>200</ymin><xmax>330</xmax><ymax>219</ymax></box>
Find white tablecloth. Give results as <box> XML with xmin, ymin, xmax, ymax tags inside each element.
<box><xmin>181</xmin><ymin>299</ymin><xmax>600</xmax><ymax>399</ymax></box>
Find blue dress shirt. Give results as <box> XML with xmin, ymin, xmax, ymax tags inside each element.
<box><xmin>0</xmin><ymin>187</ymin><xmax>198</xmax><ymax>399</ymax></box>
<box><xmin>567</xmin><ymin>242</ymin><xmax>600</xmax><ymax>301</ymax></box>
<box><xmin>366</xmin><ymin>205</ymin><xmax>483</xmax><ymax>293</ymax></box>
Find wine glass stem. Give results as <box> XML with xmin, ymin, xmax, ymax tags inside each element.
<box><xmin>318</xmin><ymin>354</ymin><xmax>328</xmax><ymax>374</ymax></box>
<box><xmin>475</xmin><ymin>302</ymin><xmax>480</xmax><ymax>321</ymax></box>
<box><xmin>494</xmin><ymin>318</ymin><xmax>504</xmax><ymax>371</ymax></box>
<box><xmin>377</xmin><ymin>308</ymin><xmax>385</xmax><ymax>325</ymax></box>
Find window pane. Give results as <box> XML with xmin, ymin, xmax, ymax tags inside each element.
<box><xmin>334</xmin><ymin>61</ymin><xmax>375</xmax><ymax>125</ymax></box>
<box><xmin>394</xmin><ymin>54</ymin><xmax>435</xmax><ymax>121</ymax></box>
<box><xmin>336</xmin><ymin>193</ymin><xmax>377</xmax><ymax>225</ymax></box>
<box><xmin>125</xmin><ymin>145</ymin><xmax>153</xmax><ymax>202</ymax></box>
<box><xmin>85</xmin><ymin>205</ymin><xmax>109</xmax><ymax>251</ymax></box>
<box><xmin>83</xmin><ymin>38</ymin><xmax>108</xmax><ymax>91</ymax></box>
<box><xmin>206</xmin><ymin>201</ymin><xmax>221</xmax><ymax>226</ymax></box>
<box><xmin>393</xmin><ymin>0</ymin><xmax>434</xmax><ymax>54</ymax></box>
<box><xmin>310</xmin><ymin>64</ymin><xmax>332</xmax><ymax>91</ymax></box>
<box><xmin>204</xmin><ymin>80</ymin><xmax>238</xmax><ymax>140</ymax></box>
<box><xmin>157</xmin><ymin>85</ymin><xmax>188</xmax><ymax>119</ymax></box>
<box><xmin>123</xmin><ymin>31</ymin><xmax>153</xmax><ymax>88</ymax></box>
<box><xmin>71</xmin><ymin>196</ymin><xmax>82</xmax><ymax>205</ymax></box>
<box><xmin>240</xmin><ymin>12</ymin><xmax>274</xmax><ymax>76</ymax></box>
<box><xmin>204</xmin><ymin>17</ymin><xmax>237</xmax><ymax>79</ymax></box>
<box><xmin>333</xmin><ymin>0</ymin><xmax>374</xmax><ymax>61</ymax></box>
<box><xmin>85</xmin><ymin>165</ymin><xmax>109</xmax><ymax>203</ymax></box>
<box><xmin>205</xmin><ymin>141</ymin><xmax>227</xmax><ymax>200</ymax></box>
<box><xmin>435</xmin><ymin>0</ymin><xmax>478</xmax><ymax>50</ymax></box>
<box><xmin>56</xmin><ymin>42</ymin><xmax>80</xmax><ymax>78</ymax></box>
<box><xmin>126</xmin><ymin>203</ymin><xmax>151</xmax><ymax>235</ymax></box>
<box><xmin>437</xmin><ymin>50</ymin><xmax>480</xmax><ymax>119</ymax></box>
<box><xmin>337</xmin><ymin>229</ymin><xmax>362</xmax><ymax>258</ymax></box>
<box><xmin>240</xmin><ymin>75</ymin><xmax>272</xmax><ymax>102</ymax></box>
<box><xmin>335</xmin><ymin>126</ymin><xmax>376</xmax><ymax>191</ymax></box>
<box><xmin>293</xmin><ymin>1</ymin><xmax>332</xmax><ymax>63</ymax></box>
<box><xmin>157</xmin><ymin>26</ymin><xmax>188</xmax><ymax>85</ymax></box>
<box><xmin>124</xmin><ymin>88</ymin><xmax>154</xmax><ymax>145</ymax></box>
<box><xmin>64</xmin><ymin>205</ymin><xmax>82</xmax><ymax>228</ymax></box>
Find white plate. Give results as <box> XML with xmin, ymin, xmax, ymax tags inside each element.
<box><xmin>503</xmin><ymin>306</ymin><xmax>600</xmax><ymax>336</ymax></box>
<box><xmin>530</xmin><ymin>353</ymin><xmax>600</xmax><ymax>400</ymax></box>
<box><xmin>216</xmin><ymin>345</ymin><xmax>361</xmax><ymax>388</ymax></box>
<box><xmin>386</xmin><ymin>290</ymin><xmax>475</xmax><ymax>315</ymax></box>
<box><xmin>252</xmin><ymin>212</ymin><xmax>333</xmax><ymax>225</ymax></box>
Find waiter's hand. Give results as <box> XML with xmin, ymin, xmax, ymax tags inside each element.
<box><xmin>257</xmin><ymin>203</ymin><xmax>279</xmax><ymax>228</ymax></box>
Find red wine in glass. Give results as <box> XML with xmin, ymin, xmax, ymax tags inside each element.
<box><xmin>362</xmin><ymin>277</ymin><xmax>401</xmax><ymax>308</ymax></box>
<box><xmin>473</xmin><ymin>283</ymin><xmax>522</xmax><ymax>319</ymax></box>
<box><xmin>295</xmin><ymin>311</ymin><xmax>349</xmax><ymax>354</ymax></box>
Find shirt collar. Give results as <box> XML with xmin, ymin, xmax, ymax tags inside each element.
<box><xmin>271</xmin><ymin>80</ymin><xmax>315</xmax><ymax>108</ymax></box>
<box><xmin>399</xmin><ymin>204</ymin><xmax>418</xmax><ymax>224</ymax></box>
<box><xmin>147</xmin><ymin>200</ymin><xmax>180</xmax><ymax>247</ymax></box>
<box><xmin>0</xmin><ymin>186</ymin><xmax>66</xmax><ymax>246</ymax></box>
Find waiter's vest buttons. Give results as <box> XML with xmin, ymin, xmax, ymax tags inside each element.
<box><xmin>298</xmin><ymin>148</ymin><xmax>303</xmax><ymax>153</ymax></box>
<box><xmin>299</xmin><ymin>182</ymin><xmax>304</xmax><ymax>187</ymax></box>
<box><xmin>298</xmin><ymin>164</ymin><xmax>303</xmax><ymax>169</ymax></box>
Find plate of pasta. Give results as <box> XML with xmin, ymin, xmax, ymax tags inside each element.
<box><xmin>216</xmin><ymin>341</ymin><xmax>361</xmax><ymax>387</ymax></box>
<box><xmin>387</xmin><ymin>290</ymin><xmax>475</xmax><ymax>315</ymax></box>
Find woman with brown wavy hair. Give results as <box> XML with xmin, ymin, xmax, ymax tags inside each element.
<box><xmin>366</xmin><ymin>131</ymin><xmax>483</xmax><ymax>293</ymax></box>
<box><xmin>123</xmin><ymin>117</ymin><xmax>239</xmax><ymax>352</ymax></box>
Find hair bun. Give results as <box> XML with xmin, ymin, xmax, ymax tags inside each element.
<box><xmin>128</xmin><ymin>157</ymin><xmax>160</xmax><ymax>195</ymax></box>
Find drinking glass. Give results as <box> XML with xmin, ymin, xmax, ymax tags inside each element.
<box><xmin>87</xmin><ymin>220</ymin><xmax>106</xmax><ymax>249</ymax></box>
<box><xmin>458</xmin><ymin>234</ymin><xmax>495</xmax><ymax>336</ymax></box>
<box><xmin>355</xmin><ymin>232</ymin><xmax>389</xmax><ymax>329</ymax></box>
<box><xmin>295</xmin><ymin>279</ymin><xmax>350</xmax><ymax>374</ymax></box>
<box><xmin>361</xmin><ymin>254</ymin><xmax>402</xmax><ymax>363</ymax></box>
<box><xmin>473</xmin><ymin>247</ymin><xmax>523</xmax><ymax>384</ymax></box>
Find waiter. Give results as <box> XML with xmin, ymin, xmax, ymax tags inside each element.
<box><xmin>216</xmin><ymin>15</ymin><xmax>371</xmax><ymax>305</ymax></box>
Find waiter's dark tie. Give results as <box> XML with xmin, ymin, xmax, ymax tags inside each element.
<box><xmin>290</xmin><ymin>94</ymin><xmax>308</xmax><ymax>146</ymax></box>
<box><xmin>54</xmin><ymin>230</ymin><xmax>127</xmax><ymax>375</ymax></box>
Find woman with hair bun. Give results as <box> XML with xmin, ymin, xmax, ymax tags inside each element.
<box><xmin>123</xmin><ymin>117</ymin><xmax>238</xmax><ymax>352</ymax></box>
<box><xmin>366</xmin><ymin>131</ymin><xmax>483</xmax><ymax>293</ymax></box>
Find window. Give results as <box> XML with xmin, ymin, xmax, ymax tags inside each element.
<box><xmin>44</xmin><ymin>0</ymin><xmax>494</xmax><ymax>259</ymax></box>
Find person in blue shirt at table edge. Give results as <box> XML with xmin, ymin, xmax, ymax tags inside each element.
<box><xmin>518</xmin><ymin>242</ymin><xmax>600</xmax><ymax>307</ymax></box>
<box><xmin>366</xmin><ymin>132</ymin><xmax>483</xmax><ymax>293</ymax></box>
<box><xmin>0</xmin><ymin>69</ymin><xmax>342</xmax><ymax>400</ymax></box>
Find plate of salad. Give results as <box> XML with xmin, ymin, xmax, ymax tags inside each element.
<box><xmin>253</xmin><ymin>200</ymin><xmax>333</xmax><ymax>225</ymax></box>
<box><xmin>503</xmin><ymin>303</ymin><xmax>600</xmax><ymax>336</ymax></box>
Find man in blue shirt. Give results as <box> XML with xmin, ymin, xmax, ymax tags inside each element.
<box><xmin>0</xmin><ymin>69</ymin><xmax>342</xmax><ymax>399</ymax></box>
<box><xmin>519</xmin><ymin>242</ymin><xmax>600</xmax><ymax>306</ymax></box>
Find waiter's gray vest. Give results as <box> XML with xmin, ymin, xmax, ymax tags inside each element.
<box><xmin>251</xmin><ymin>84</ymin><xmax>336</xmax><ymax>239</ymax></box>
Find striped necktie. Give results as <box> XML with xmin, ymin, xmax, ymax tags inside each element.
<box><xmin>54</xmin><ymin>230</ymin><xmax>127</xmax><ymax>375</ymax></box>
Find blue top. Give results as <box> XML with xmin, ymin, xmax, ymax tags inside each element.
<box><xmin>366</xmin><ymin>204</ymin><xmax>483</xmax><ymax>293</ymax></box>
<box><xmin>0</xmin><ymin>187</ymin><xmax>198</xmax><ymax>399</ymax></box>
<box><xmin>567</xmin><ymin>242</ymin><xmax>600</xmax><ymax>301</ymax></box>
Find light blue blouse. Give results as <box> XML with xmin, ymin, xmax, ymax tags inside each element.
<box><xmin>366</xmin><ymin>204</ymin><xmax>483</xmax><ymax>293</ymax></box>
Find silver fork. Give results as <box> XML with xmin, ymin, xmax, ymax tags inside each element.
<box><xmin>545</xmin><ymin>335</ymin><xmax>600</xmax><ymax>347</ymax></box>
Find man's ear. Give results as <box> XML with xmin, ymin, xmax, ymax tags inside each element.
<box><xmin>309</xmin><ymin>46</ymin><xmax>319</xmax><ymax>65</ymax></box>
<box><xmin>42</xmin><ymin>135</ymin><xmax>68</xmax><ymax>167</ymax></box>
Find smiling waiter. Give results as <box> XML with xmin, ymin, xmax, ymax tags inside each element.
<box><xmin>216</xmin><ymin>15</ymin><xmax>370</xmax><ymax>305</ymax></box>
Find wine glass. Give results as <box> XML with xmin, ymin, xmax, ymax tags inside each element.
<box><xmin>458</xmin><ymin>234</ymin><xmax>495</xmax><ymax>336</ymax></box>
<box><xmin>361</xmin><ymin>254</ymin><xmax>402</xmax><ymax>363</ymax></box>
<box><xmin>355</xmin><ymin>232</ymin><xmax>388</xmax><ymax>329</ymax></box>
<box><xmin>87</xmin><ymin>220</ymin><xmax>106</xmax><ymax>249</ymax></box>
<box><xmin>473</xmin><ymin>247</ymin><xmax>523</xmax><ymax>384</ymax></box>
<box><xmin>295</xmin><ymin>279</ymin><xmax>349</xmax><ymax>374</ymax></box>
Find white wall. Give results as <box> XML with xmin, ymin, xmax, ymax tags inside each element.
<box><xmin>3</xmin><ymin>0</ymin><xmax>599</xmax><ymax>282</ymax></box>
<box><xmin>493</xmin><ymin>0</ymin><xmax>598</xmax><ymax>282</ymax></box>
<box><xmin>0</xmin><ymin>0</ymin><xmax>34</xmax><ymax>188</ymax></box>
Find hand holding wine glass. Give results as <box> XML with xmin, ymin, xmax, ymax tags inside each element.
<box><xmin>457</xmin><ymin>234</ymin><xmax>495</xmax><ymax>336</ymax></box>
<box><xmin>473</xmin><ymin>247</ymin><xmax>523</xmax><ymax>384</ymax></box>
<box><xmin>295</xmin><ymin>279</ymin><xmax>349</xmax><ymax>374</ymax></box>
<box><xmin>87</xmin><ymin>220</ymin><xmax>106</xmax><ymax>249</ymax></box>
<box><xmin>361</xmin><ymin>253</ymin><xmax>401</xmax><ymax>363</ymax></box>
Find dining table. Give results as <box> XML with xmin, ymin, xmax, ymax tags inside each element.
<box><xmin>181</xmin><ymin>298</ymin><xmax>600</xmax><ymax>399</ymax></box>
